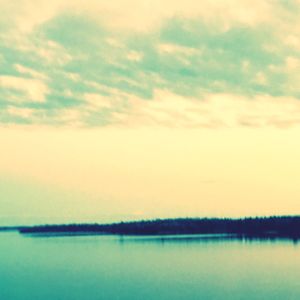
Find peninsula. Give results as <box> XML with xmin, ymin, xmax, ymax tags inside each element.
<box><xmin>18</xmin><ymin>216</ymin><xmax>300</xmax><ymax>239</ymax></box>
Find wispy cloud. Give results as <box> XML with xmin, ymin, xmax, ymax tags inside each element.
<box><xmin>1</xmin><ymin>1</ymin><xmax>300</xmax><ymax>127</ymax></box>
<box><xmin>0</xmin><ymin>76</ymin><xmax>48</xmax><ymax>102</ymax></box>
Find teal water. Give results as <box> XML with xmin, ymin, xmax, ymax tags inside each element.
<box><xmin>1</xmin><ymin>232</ymin><xmax>300</xmax><ymax>300</ymax></box>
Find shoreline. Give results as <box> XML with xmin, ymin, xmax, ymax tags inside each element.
<box><xmin>15</xmin><ymin>216</ymin><xmax>300</xmax><ymax>239</ymax></box>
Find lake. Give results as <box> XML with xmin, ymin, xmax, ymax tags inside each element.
<box><xmin>1</xmin><ymin>232</ymin><xmax>300</xmax><ymax>299</ymax></box>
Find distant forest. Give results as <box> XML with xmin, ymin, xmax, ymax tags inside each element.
<box><xmin>18</xmin><ymin>216</ymin><xmax>300</xmax><ymax>238</ymax></box>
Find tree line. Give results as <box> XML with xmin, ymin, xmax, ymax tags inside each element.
<box><xmin>18</xmin><ymin>216</ymin><xmax>300</xmax><ymax>238</ymax></box>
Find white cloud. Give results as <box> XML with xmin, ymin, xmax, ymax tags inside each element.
<box><xmin>56</xmin><ymin>108</ymin><xmax>86</xmax><ymax>127</ymax></box>
<box><xmin>0</xmin><ymin>0</ymin><xmax>62</xmax><ymax>33</ymax></box>
<box><xmin>14</xmin><ymin>64</ymin><xmax>48</xmax><ymax>80</ymax></box>
<box><xmin>126</xmin><ymin>51</ymin><xmax>143</xmax><ymax>62</ymax></box>
<box><xmin>0</xmin><ymin>76</ymin><xmax>49</xmax><ymax>102</ymax></box>
<box><xmin>284</xmin><ymin>35</ymin><xmax>300</xmax><ymax>50</ymax></box>
<box><xmin>84</xmin><ymin>93</ymin><xmax>112</xmax><ymax>109</ymax></box>
<box><xmin>118</xmin><ymin>90</ymin><xmax>300</xmax><ymax>128</ymax></box>
<box><xmin>81</xmin><ymin>0</ymin><xmax>273</xmax><ymax>30</ymax></box>
<box><xmin>23</xmin><ymin>40</ymin><xmax>72</xmax><ymax>65</ymax></box>
<box><xmin>7</xmin><ymin>107</ymin><xmax>34</xmax><ymax>119</ymax></box>
<box><xmin>1</xmin><ymin>0</ymin><xmax>275</xmax><ymax>33</ymax></box>
<box><xmin>285</xmin><ymin>56</ymin><xmax>300</xmax><ymax>71</ymax></box>
<box><xmin>157</xmin><ymin>43</ymin><xmax>198</xmax><ymax>55</ymax></box>
<box><xmin>253</xmin><ymin>72</ymin><xmax>267</xmax><ymax>85</ymax></box>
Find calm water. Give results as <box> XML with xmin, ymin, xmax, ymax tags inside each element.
<box><xmin>1</xmin><ymin>232</ymin><xmax>300</xmax><ymax>300</ymax></box>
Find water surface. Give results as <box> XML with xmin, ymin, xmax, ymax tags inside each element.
<box><xmin>1</xmin><ymin>232</ymin><xmax>300</xmax><ymax>299</ymax></box>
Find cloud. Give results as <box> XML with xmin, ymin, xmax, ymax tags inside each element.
<box><xmin>14</xmin><ymin>64</ymin><xmax>48</xmax><ymax>80</ymax></box>
<box><xmin>112</xmin><ymin>90</ymin><xmax>300</xmax><ymax>128</ymax></box>
<box><xmin>0</xmin><ymin>1</ymin><xmax>300</xmax><ymax>127</ymax></box>
<box><xmin>7</xmin><ymin>107</ymin><xmax>34</xmax><ymax>119</ymax></box>
<box><xmin>84</xmin><ymin>93</ymin><xmax>113</xmax><ymax>109</ymax></box>
<box><xmin>0</xmin><ymin>76</ymin><xmax>48</xmax><ymax>102</ymax></box>
<box><xmin>0</xmin><ymin>0</ymin><xmax>275</xmax><ymax>33</ymax></box>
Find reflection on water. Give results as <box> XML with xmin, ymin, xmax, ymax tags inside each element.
<box><xmin>118</xmin><ymin>234</ymin><xmax>300</xmax><ymax>245</ymax></box>
<box><xmin>1</xmin><ymin>232</ymin><xmax>300</xmax><ymax>300</ymax></box>
<box><xmin>24</xmin><ymin>232</ymin><xmax>300</xmax><ymax>245</ymax></box>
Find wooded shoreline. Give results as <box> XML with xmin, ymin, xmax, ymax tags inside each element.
<box><xmin>16</xmin><ymin>216</ymin><xmax>300</xmax><ymax>238</ymax></box>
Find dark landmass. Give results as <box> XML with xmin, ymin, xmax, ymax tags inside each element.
<box><xmin>0</xmin><ymin>226</ymin><xmax>21</xmax><ymax>231</ymax></box>
<box><xmin>18</xmin><ymin>216</ymin><xmax>300</xmax><ymax>239</ymax></box>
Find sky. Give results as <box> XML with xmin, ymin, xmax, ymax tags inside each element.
<box><xmin>1</xmin><ymin>0</ymin><xmax>300</xmax><ymax>225</ymax></box>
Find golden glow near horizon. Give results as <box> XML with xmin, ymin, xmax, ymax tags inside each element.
<box><xmin>1</xmin><ymin>126</ymin><xmax>300</xmax><ymax>225</ymax></box>
<box><xmin>1</xmin><ymin>0</ymin><xmax>300</xmax><ymax>224</ymax></box>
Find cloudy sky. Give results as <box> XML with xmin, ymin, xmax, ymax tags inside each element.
<box><xmin>1</xmin><ymin>0</ymin><xmax>300</xmax><ymax>225</ymax></box>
